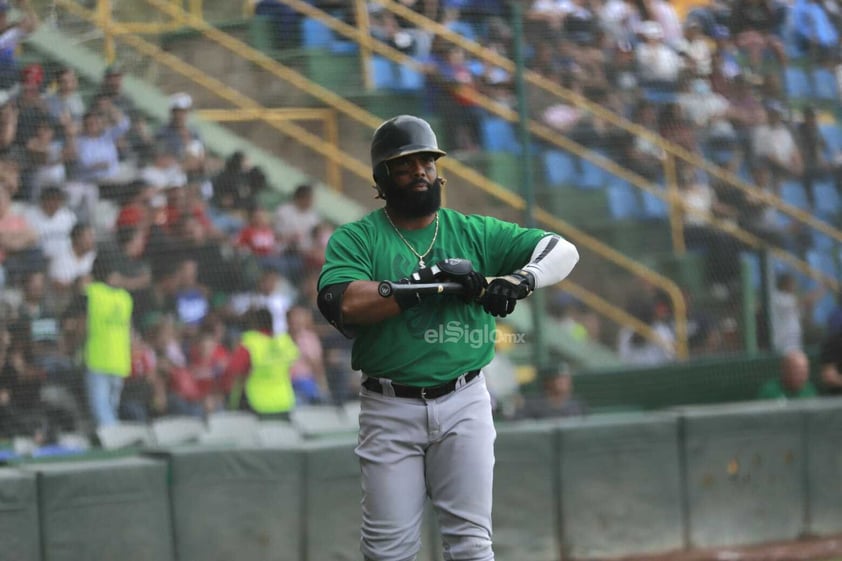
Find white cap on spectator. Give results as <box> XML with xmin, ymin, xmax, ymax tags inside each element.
<box><xmin>639</xmin><ymin>21</ymin><xmax>663</xmax><ymax>40</ymax></box>
<box><xmin>169</xmin><ymin>92</ymin><xmax>193</xmax><ymax>111</ymax></box>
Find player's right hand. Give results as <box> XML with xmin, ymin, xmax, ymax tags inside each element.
<box><xmin>434</xmin><ymin>258</ymin><xmax>487</xmax><ymax>303</ymax></box>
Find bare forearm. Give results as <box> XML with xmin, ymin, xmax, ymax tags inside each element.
<box><xmin>341</xmin><ymin>280</ymin><xmax>402</xmax><ymax>325</ymax></box>
<box><xmin>821</xmin><ymin>365</ymin><xmax>842</xmax><ymax>389</ymax></box>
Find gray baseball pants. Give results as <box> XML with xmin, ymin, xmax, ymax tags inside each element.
<box><xmin>355</xmin><ymin>372</ymin><xmax>496</xmax><ymax>561</ymax></box>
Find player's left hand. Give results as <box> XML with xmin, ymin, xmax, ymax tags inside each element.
<box><xmin>480</xmin><ymin>269</ymin><xmax>535</xmax><ymax>317</ymax></box>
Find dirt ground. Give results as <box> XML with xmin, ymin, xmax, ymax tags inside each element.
<box><xmin>605</xmin><ymin>535</ymin><xmax>842</xmax><ymax>561</ymax></box>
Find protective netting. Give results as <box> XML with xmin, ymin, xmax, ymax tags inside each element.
<box><xmin>1</xmin><ymin>0</ymin><xmax>841</xmax><ymax>455</ymax></box>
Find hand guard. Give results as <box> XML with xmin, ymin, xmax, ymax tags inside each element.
<box><xmin>434</xmin><ymin>258</ymin><xmax>487</xmax><ymax>303</ymax></box>
<box><xmin>394</xmin><ymin>258</ymin><xmax>486</xmax><ymax>309</ymax></box>
<box><xmin>480</xmin><ymin>269</ymin><xmax>535</xmax><ymax>318</ymax></box>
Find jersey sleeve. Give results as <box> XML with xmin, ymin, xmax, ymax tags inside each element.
<box><xmin>478</xmin><ymin>215</ymin><xmax>549</xmax><ymax>277</ymax></box>
<box><xmin>317</xmin><ymin>223</ymin><xmax>373</xmax><ymax>290</ymax></box>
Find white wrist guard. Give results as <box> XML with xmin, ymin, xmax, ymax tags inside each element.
<box><xmin>521</xmin><ymin>234</ymin><xmax>580</xmax><ymax>289</ymax></box>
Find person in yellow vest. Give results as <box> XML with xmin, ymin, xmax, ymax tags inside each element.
<box><xmin>83</xmin><ymin>253</ymin><xmax>134</xmax><ymax>427</ymax></box>
<box><xmin>221</xmin><ymin>307</ymin><xmax>299</xmax><ymax>419</ymax></box>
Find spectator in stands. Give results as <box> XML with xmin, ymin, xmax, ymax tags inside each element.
<box><xmin>238</xmin><ymin>204</ymin><xmax>300</xmax><ymax>277</ymax></box>
<box><xmin>601</xmin><ymin>0</ymin><xmax>641</xmax><ymax>44</ymax></box>
<box><xmin>515</xmin><ymin>362</ymin><xmax>588</xmax><ymax>419</ymax></box>
<box><xmin>676</xmin><ymin>75</ymin><xmax>738</xmax><ymax>156</ymax></box>
<box><xmin>173</xmin><ymin>213</ymin><xmax>238</xmax><ymax>294</ymax></box>
<box><xmin>737</xmin><ymin>165</ymin><xmax>786</xmax><ymax>246</ymax></box>
<box><xmin>819</xmin><ymin>321</ymin><xmax>842</xmax><ymax>393</ymax></box>
<box><xmin>751</xmin><ymin>100</ymin><xmax>803</xmax><ymax>187</ymax></box>
<box><xmin>795</xmin><ymin>105</ymin><xmax>836</xmax><ymax>204</ymax></box>
<box><xmin>757</xmin><ymin>348</ymin><xmax>817</xmax><ymax>399</ymax></box>
<box><xmin>623</xmin><ymin>99</ymin><xmax>666</xmax><ymax>182</ymax></box>
<box><xmin>274</xmin><ymin>183</ymin><xmax>320</xmax><ymax>256</ymax></box>
<box><xmin>211</xmin><ymin>150</ymin><xmax>253</xmax><ymax>213</ymax></box>
<box><xmin>678</xmin><ymin>165</ymin><xmax>743</xmax><ymax>295</ymax></box>
<box><xmin>132</xmin><ymin>258</ymin><xmax>183</xmax><ymax>333</ymax></box>
<box><xmin>95</xmin><ymin>63</ymin><xmax>135</xmax><ymax>117</ymax></box>
<box><xmin>155</xmin><ymin>93</ymin><xmax>207</xmax><ymax>180</ymax></box>
<box><xmin>221</xmin><ymin>307</ymin><xmax>298</xmax><ymax>419</ymax></box>
<box><xmin>729</xmin><ymin>0</ymin><xmax>787</xmax><ymax>70</ymax></box>
<box><xmin>48</xmin><ymin>222</ymin><xmax>95</xmax><ymax>293</ymax></box>
<box><xmin>226</xmin><ymin>266</ymin><xmax>295</xmax><ymax>336</ymax></box>
<box><xmin>680</xmin><ymin>19</ymin><xmax>713</xmax><ymax>76</ymax></box>
<box><xmin>254</xmin><ymin>0</ymin><xmax>301</xmax><ymax>50</ymax></box>
<box><xmin>657</xmin><ymin>101</ymin><xmax>700</xmax><ymax>154</ymax></box>
<box><xmin>789</xmin><ymin>0</ymin><xmax>839</xmax><ymax>64</ymax></box>
<box><xmin>168</xmin><ymin>321</ymin><xmax>228</xmax><ymax>418</ymax></box>
<box><xmin>0</xmin><ymin>319</ymin><xmax>54</xmax><ymax>444</ymax></box>
<box><xmin>428</xmin><ymin>43</ymin><xmax>483</xmax><ymax>153</ymax></box>
<box><xmin>66</xmin><ymin>104</ymin><xmax>131</xmax><ymax>223</ymax></box>
<box><xmin>14</xmin><ymin>63</ymin><xmax>51</xmax><ymax>150</ymax></box>
<box><xmin>140</xmin><ymin>145</ymin><xmax>187</xmax><ymax>192</ymax></box>
<box><xmin>0</xmin><ymin>0</ymin><xmax>39</xmax><ymax>92</ymax></box>
<box><xmin>769</xmin><ymin>271</ymin><xmax>823</xmax><ymax>353</ymax></box>
<box><xmin>119</xmin><ymin>327</ymin><xmax>164</xmax><ymax>422</ymax></box>
<box><xmin>287</xmin><ymin>304</ymin><xmax>328</xmax><ymax>404</ymax></box>
<box><xmin>173</xmin><ymin>258</ymin><xmax>210</xmax><ymax>334</ymax></box>
<box><xmin>45</xmin><ymin>67</ymin><xmax>85</xmax><ymax>131</ymax></box>
<box><xmin>78</xmin><ymin>253</ymin><xmax>134</xmax><ymax>428</ymax></box>
<box><xmin>22</xmin><ymin>186</ymin><xmax>75</xmax><ymax>263</ymax></box>
<box><xmin>635</xmin><ymin>20</ymin><xmax>684</xmax><ymax>89</ymax></box>
<box><xmin>23</xmin><ymin>119</ymin><xmax>74</xmax><ymax>203</ymax></box>
<box><xmin>0</xmin><ymin>181</ymin><xmax>39</xmax><ymax>286</ymax></box>
<box><xmin>302</xmin><ymin>221</ymin><xmax>334</xmax><ymax>274</ymax></box>
<box><xmin>0</xmin><ymin>92</ymin><xmax>18</xmax><ymax>156</ymax></box>
<box><xmin>617</xmin><ymin>294</ymin><xmax>676</xmax><ymax>366</ymax></box>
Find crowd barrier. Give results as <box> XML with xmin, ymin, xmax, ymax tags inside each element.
<box><xmin>3</xmin><ymin>398</ymin><xmax>842</xmax><ymax>561</ymax></box>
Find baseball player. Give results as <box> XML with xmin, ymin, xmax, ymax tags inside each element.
<box><xmin>317</xmin><ymin>115</ymin><xmax>579</xmax><ymax>561</ymax></box>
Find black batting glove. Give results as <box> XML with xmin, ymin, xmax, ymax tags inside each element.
<box><xmin>433</xmin><ymin>258</ymin><xmax>487</xmax><ymax>303</ymax></box>
<box><xmin>481</xmin><ymin>269</ymin><xmax>535</xmax><ymax>318</ymax></box>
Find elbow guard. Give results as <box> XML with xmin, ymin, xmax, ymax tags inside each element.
<box><xmin>317</xmin><ymin>282</ymin><xmax>356</xmax><ymax>339</ymax></box>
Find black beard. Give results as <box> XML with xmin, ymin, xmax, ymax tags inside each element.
<box><xmin>382</xmin><ymin>177</ymin><xmax>442</xmax><ymax>219</ymax></box>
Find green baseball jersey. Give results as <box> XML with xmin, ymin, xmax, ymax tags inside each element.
<box><xmin>318</xmin><ymin>207</ymin><xmax>547</xmax><ymax>386</ymax></box>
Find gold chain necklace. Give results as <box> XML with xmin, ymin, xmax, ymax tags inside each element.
<box><xmin>383</xmin><ymin>208</ymin><xmax>439</xmax><ymax>268</ymax></box>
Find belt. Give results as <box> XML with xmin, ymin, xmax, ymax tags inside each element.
<box><xmin>362</xmin><ymin>370</ymin><xmax>481</xmax><ymax>400</ymax></box>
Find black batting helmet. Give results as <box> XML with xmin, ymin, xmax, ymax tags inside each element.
<box><xmin>371</xmin><ymin>115</ymin><xmax>446</xmax><ymax>182</ymax></box>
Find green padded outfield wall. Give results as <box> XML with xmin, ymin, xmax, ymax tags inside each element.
<box><xmin>557</xmin><ymin>412</ymin><xmax>684</xmax><ymax>559</ymax></box>
<box><xmin>24</xmin><ymin>457</ymin><xmax>173</xmax><ymax>561</ymax></box>
<box><xmin>0</xmin><ymin>468</ymin><xmax>40</xmax><ymax>561</ymax></box>
<box><xmin>148</xmin><ymin>446</ymin><xmax>303</xmax><ymax>561</ymax></box>
<box><xmin>493</xmin><ymin>421</ymin><xmax>560</xmax><ymax>561</ymax></box>
<box><xmin>801</xmin><ymin>397</ymin><xmax>842</xmax><ymax>536</ymax></box>
<box><xmin>678</xmin><ymin>402</ymin><xmax>805</xmax><ymax>548</ymax></box>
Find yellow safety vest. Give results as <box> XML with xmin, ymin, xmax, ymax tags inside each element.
<box><xmin>85</xmin><ymin>281</ymin><xmax>133</xmax><ymax>377</ymax></box>
<box><xmin>242</xmin><ymin>330</ymin><xmax>299</xmax><ymax>414</ymax></box>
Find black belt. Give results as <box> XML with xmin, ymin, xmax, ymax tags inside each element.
<box><xmin>362</xmin><ymin>370</ymin><xmax>481</xmax><ymax>400</ymax></box>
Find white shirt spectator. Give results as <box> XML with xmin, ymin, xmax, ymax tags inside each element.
<box><xmin>229</xmin><ymin>291</ymin><xmax>294</xmax><ymax>335</ymax></box>
<box><xmin>49</xmin><ymin>248</ymin><xmax>95</xmax><ymax>286</ymax></box>
<box><xmin>770</xmin><ymin>289</ymin><xmax>802</xmax><ymax>353</ymax></box>
<box><xmin>677</xmin><ymin>83</ymin><xmax>731</xmax><ymax>128</ymax></box>
<box><xmin>752</xmin><ymin>123</ymin><xmax>799</xmax><ymax>168</ymax></box>
<box><xmin>140</xmin><ymin>162</ymin><xmax>186</xmax><ymax>190</ymax></box>
<box><xmin>617</xmin><ymin>322</ymin><xmax>676</xmax><ymax>366</ymax></box>
<box><xmin>22</xmin><ymin>202</ymin><xmax>76</xmax><ymax>260</ymax></box>
<box><xmin>636</xmin><ymin>27</ymin><xmax>683</xmax><ymax>84</ymax></box>
<box><xmin>649</xmin><ymin>0</ymin><xmax>683</xmax><ymax>47</ymax></box>
<box><xmin>274</xmin><ymin>201</ymin><xmax>321</xmax><ymax>252</ymax></box>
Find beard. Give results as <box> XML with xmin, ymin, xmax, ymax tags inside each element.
<box><xmin>381</xmin><ymin>177</ymin><xmax>442</xmax><ymax>218</ymax></box>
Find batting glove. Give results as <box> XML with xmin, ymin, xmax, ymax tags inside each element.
<box><xmin>480</xmin><ymin>269</ymin><xmax>535</xmax><ymax>318</ymax></box>
<box><xmin>403</xmin><ymin>258</ymin><xmax>487</xmax><ymax>303</ymax></box>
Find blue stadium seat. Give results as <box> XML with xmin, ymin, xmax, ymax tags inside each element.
<box><xmin>813</xmin><ymin>180</ymin><xmax>841</xmax><ymax>220</ymax></box>
<box><xmin>606</xmin><ymin>181</ymin><xmax>642</xmax><ymax>219</ymax></box>
<box><xmin>811</xmin><ymin>230</ymin><xmax>836</xmax><ymax>252</ymax></box>
<box><xmin>446</xmin><ymin>20</ymin><xmax>477</xmax><ymax>41</ymax></box>
<box><xmin>784</xmin><ymin>67</ymin><xmax>813</xmax><ymax>99</ymax></box>
<box><xmin>301</xmin><ymin>17</ymin><xmax>333</xmax><ymax>49</ymax></box>
<box><xmin>642</xmin><ymin>87</ymin><xmax>677</xmax><ymax>104</ymax></box>
<box><xmin>779</xmin><ymin>180</ymin><xmax>810</xmax><ymax>227</ymax></box>
<box><xmin>331</xmin><ymin>40</ymin><xmax>358</xmax><ymax>54</ymax></box>
<box><xmin>577</xmin><ymin>156</ymin><xmax>608</xmax><ymax>190</ymax></box>
<box><xmin>641</xmin><ymin>189</ymin><xmax>668</xmax><ymax>219</ymax></box>
<box><xmin>542</xmin><ymin>149</ymin><xmax>576</xmax><ymax>187</ymax></box>
<box><xmin>812</xmin><ymin>68</ymin><xmax>838</xmax><ymax>102</ymax></box>
<box><xmin>397</xmin><ymin>64</ymin><xmax>425</xmax><ymax>90</ymax></box>
<box><xmin>369</xmin><ymin>56</ymin><xmax>397</xmax><ymax>90</ymax></box>
<box><xmin>479</xmin><ymin>115</ymin><xmax>521</xmax><ymax>154</ymax></box>
<box><xmin>813</xmin><ymin>293</ymin><xmax>838</xmax><ymax>327</ymax></box>
<box><xmin>820</xmin><ymin>124</ymin><xmax>842</xmax><ymax>153</ymax></box>
<box><xmin>807</xmin><ymin>249</ymin><xmax>838</xmax><ymax>286</ymax></box>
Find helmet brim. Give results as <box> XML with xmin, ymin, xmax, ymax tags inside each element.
<box><xmin>380</xmin><ymin>146</ymin><xmax>447</xmax><ymax>165</ymax></box>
